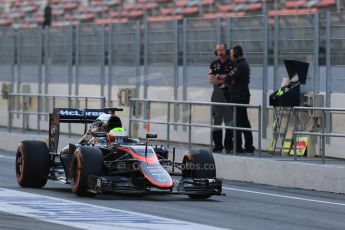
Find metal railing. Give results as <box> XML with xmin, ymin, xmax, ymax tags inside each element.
<box><xmin>129</xmin><ymin>98</ymin><xmax>262</xmax><ymax>155</ymax></box>
<box><xmin>8</xmin><ymin>93</ymin><xmax>106</xmax><ymax>133</ymax></box>
<box><xmin>293</xmin><ymin>106</ymin><xmax>345</xmax><ymax>163</ymax></box>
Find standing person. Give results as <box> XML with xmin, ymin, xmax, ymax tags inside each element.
<box><xmin>43</xmin><ymin>2</ymin><xmax>52</xmax><ymax>28</ymax></box>
<box><xmin>208</xmin><ymin>43</ymin><xmax>234</xmax><ymax>153</ymax></box>
<box><xmin>209</xmin><ymin>45</ymin><xmax>255</xmax><ymax>153</ymax></box>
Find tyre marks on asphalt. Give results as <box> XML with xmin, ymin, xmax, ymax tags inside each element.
<box><xmin>0</xmin><ymin>188</ymin><xmax>226</xmax><ymax>230</ymax></box>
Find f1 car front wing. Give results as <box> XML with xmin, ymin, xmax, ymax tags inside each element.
<box><xmin>86</xmin><ymin>175</ymin><xmax>222</xmax><ymax>197</ymax></box>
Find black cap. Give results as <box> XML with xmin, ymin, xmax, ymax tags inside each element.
<box><xmin>232</xmin><ymin>45</ymin><xmax>243</xmax><ymax>58</ymax></box>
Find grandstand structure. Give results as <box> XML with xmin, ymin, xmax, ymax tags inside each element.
<box><xmin>0</xmin><ymin>0</ymin><xmax>342</xmax><ymax>28</ymax></box>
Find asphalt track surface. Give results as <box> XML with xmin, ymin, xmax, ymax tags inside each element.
<box><xmin>1</xmin><ymin>149</ymin><xmax>345</xmax><ymax>230</ymax></box>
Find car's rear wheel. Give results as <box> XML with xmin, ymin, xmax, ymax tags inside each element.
<box><xmin>70</xmin><ymin>146</ymin><xmax>105</xmax><ymax>197</ymax></box>
<box><xmin>16</xmin><ymin>141</ymin><xmax>50</xmax><ymax>188</ymax></box>
<box><xmin>182</xmin><ymin>148</ymin><xmax>216</xmax><ymax>199</ymax></box>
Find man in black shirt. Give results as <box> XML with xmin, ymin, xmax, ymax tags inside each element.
<box><xmin>208</xmin><ymin>43</ymin><xmax>233</xmax><ymax>153</ymax></box>
<box><xmin>209</xmin><ymin>45</ymin><xmax>255</xmax><ymax>153</ymax></box>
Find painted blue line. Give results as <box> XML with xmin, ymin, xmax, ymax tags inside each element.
<box><xmin>0</xmin><ymin>188</ymin><xmax>226</xmax><ymax>229</ymax></box>
<box><xmin>0</xmin><ymin>195</ymin><xmax>180</xmax><ymax>224</ymax></box>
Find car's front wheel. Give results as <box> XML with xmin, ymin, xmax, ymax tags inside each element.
<box><xmin>70</xmin><ymin>146</ymin><xmax>105</xmax><ymax>197</ymax></box>
<box><xmin>182</xmin><ymin>148</ymin><xmax>216</xmax><ymax>199</ymax></box>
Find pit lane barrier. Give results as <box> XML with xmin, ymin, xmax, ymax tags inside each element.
<box><xmin>128</xmin><ymin>98</ymin><xmax>262</xmax><ymax>156</ymax></box>
<box><xmin>293</xmin><ymin>106</ymin><xmax>345</xmax><ymax>163</ymax></box>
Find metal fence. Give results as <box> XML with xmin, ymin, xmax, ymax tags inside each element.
<box><xmin>144</xmin><ymin>20</ymin><xmax>179</xmax><ymax>101</ymax></box>
<box><xmin>17</xmin><ymin>27</ymin><xmax>43</xmax><ymax>95</ymax></box>
<box><xmin>0</xmin><ymin>13</ymin><xmax>345</xmax><ymax>144</ymax></box>
<box><xmin>0</xmin><ymin>28</ymin><xmax>14</xmax><ymax>84</ymax></box>
<box><xmin>129</xmin><ymin>98</ymin><xmax>262</xmax><ymax>154</ymax></box>
<box><xmin>326</xmin><ymin>12</ymin><xmax>345</xmax><ymax>97</ymax></box>
<box><xmin>45</xmin><ymin>26</ymin><xmax>73</xmax><ymax>96</ymax></box>
<box><xmin>108</xmin><ymin>21</ymin><xmax>140</xmax><ymax>107</ymax></box>
<box><xmin>0</xmin><ymin>14</ymin><xmax>344</xmax><ymax>99</ymax></box>
<box><xmin>8</xmin><ymin>93</ymin><xmax>106</xmax><ymax>133</ymax></box>
<box><xmin>183</xmin><ymin>18</ymin><xmax>220</xmax><ymax>102</ymax></box>
<box><xmin>76</xmin><ymin>24</ymin><xmax>105</xmax><ymax>98</ymax></box>
<box><xmin>293</xmin><ymin>106</ymin><xmax>345</xmax><ymax>163</ymax></box>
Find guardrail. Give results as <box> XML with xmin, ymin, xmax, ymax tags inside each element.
<box><xmin>129</xmin><ymin>98</ymin><xmax>262</xmax><ymax>155</ymax></box>
<box><xmin>8</xmin><ymin>93</ymin><xmax>106</xmax><ymax>133</ymax></box>
<box><xmin>293</xmin><ymin>106</ymin><xmax>345</xmax><ymax>163</ymax></box>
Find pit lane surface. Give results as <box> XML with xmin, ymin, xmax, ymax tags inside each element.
<box><xmin>1</xmin><ymin>150</ymin><xmax>345</xmax><ymax>230</ymax></box>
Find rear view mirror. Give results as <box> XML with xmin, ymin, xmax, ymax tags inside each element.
<box><xmin>146</xmin><ymin>133</ymin><xmax>157</xmax><ymax>139</ymax></box>
<box><xmin>93</xmin><ymin>132</ymin><xmax>107</xmax><ymax>137</ymax></box>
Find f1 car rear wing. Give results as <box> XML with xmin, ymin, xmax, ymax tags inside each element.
<box><xmin>48</xmin><ymin>108</ymin><xmax>123</xmax><ymax>153</ymax></box>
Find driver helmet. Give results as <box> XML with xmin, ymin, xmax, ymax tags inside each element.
<box><xmin>89</xmin><ymin>119</ymin><xmax>104</xmax><ymax>134</ymax></box>
<box><xmin>107</xmin><ymin>127</ymin><xmax>128</xmax><ymax>144</ymax></box>
<box><xmin>89</xmin><ymin>113</ymin><xmax>111</xmax><ymax>134</ymax></box>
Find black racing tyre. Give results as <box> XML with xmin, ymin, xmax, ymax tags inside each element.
<box><xmin>16</xmin><ymin>141</ymin><xmax>50</xmax><ymax>188</ymax></box>
<box><xmin>182</xmin><ymin>148</ymin><xmax>216</xmax><ymax>199</ymax></box>
<box><xmin>182</xmin><ymin>148</ymin><xmax>216</xmax><ymax>178</ymax></box>
<box><xmin>70</xmin><ymin>146</ymin><xmax>105</xmax><ymax>197</ymax></box>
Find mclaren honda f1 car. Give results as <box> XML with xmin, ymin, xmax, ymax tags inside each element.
<box><xmin>15</xmin><ymin>108</ymin><xmax>223</xmax><ymax>199</ymax></box>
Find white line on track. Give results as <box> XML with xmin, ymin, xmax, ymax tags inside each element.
<box><xmin>223</xmin><ymin>186</ymin><xmax>345</xmax><ymax>206</ymax></box>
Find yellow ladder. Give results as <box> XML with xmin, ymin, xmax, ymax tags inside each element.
<box><xmin>269</xmin><ymin>107</ymin><xmax>293</xmax><ymax>156</ymax></box>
